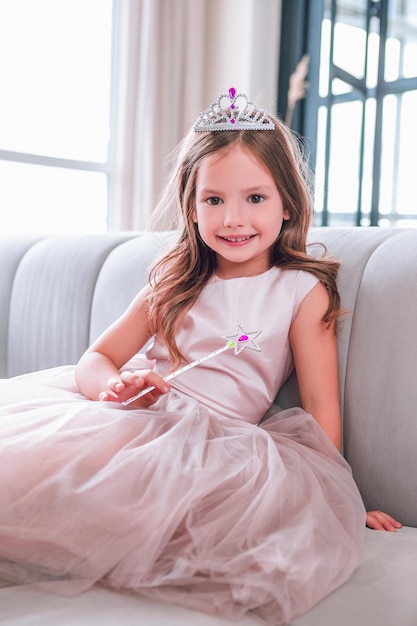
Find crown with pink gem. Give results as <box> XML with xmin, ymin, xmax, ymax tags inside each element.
<box><xmin>193</xmin><ymin>87</ymin><xmax>275</xmax><ymax>132</ymax></box>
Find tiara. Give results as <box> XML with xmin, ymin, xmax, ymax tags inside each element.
<box><xmin>193</xmin><ymin>87</ymin><xmax>274</xmax><ymax>132</ymax></box>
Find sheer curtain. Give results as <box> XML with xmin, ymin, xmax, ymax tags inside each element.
<box><xmin>109</xmin><ymin>0</ymin><xmax>281</xmax><ymax>231</ymax></box>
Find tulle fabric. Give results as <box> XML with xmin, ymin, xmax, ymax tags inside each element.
<box><xmin>0</xmin><ymin>366</ymin><xmax>365</xmax><ymax>625</ymax></box>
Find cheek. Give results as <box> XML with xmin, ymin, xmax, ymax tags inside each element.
<box><xmin>268</xmin><ymin>209</ymin><xmax>288</xmax><ymax>229</ymax></box>
<box><xmin>193</xmin><ymin>207</ymin><xmax>213</xmax><ymax>230</ymax></box>
<box><xmin>193</xmin><ymin>211</ymin><xmax>217</xmax><ymax>247</ymax></box>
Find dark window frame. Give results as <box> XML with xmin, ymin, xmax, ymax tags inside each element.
<box><xmin>278</xmin><ymin>0</ymin><xmax>417</xmax><ymax>227</ymax></box>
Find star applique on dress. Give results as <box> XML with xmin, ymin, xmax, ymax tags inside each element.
<box><xmin>222</xmin><ymin>325</ymin><xmax>262</xmax><ymax>355</ymax></box>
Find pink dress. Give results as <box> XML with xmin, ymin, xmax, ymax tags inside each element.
<box><xmin>0</xmin><ymin>268</ymin><xmax>365</xmax><ymax>625</ymax></box>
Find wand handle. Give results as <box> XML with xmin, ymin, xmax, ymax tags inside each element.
<box><xmin>122</xmin><ymin>342</ymin><xmax>234</xmax><ymax>406</ymax></box>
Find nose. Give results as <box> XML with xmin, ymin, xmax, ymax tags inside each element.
<box><xmin>223</xmin><ymin>201</ymin><xmax>245</xmax><ymax>228</ymax></box>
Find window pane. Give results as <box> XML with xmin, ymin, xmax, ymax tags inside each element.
<box><xmin>332</xmin><ymin>17</ymin><xmax>380</xmax><ymax>89</ymax></box>
<box><xmin>386</xmin><ymin>0</ymin><xmax>417</xmax><ymax>82</ymax></box>
<box><xmin>396</xmin><ymin>91</ymin><xmax>417</xmax><ymax>216</ymax></box>
<box><xmin>0</xmin><ymin>162</ymin><xmax>108</xmax><ymax>235</ymax></box>
<box><xmin>319</xmin><ymin>18</ymin><xmax>331</xmax><ymax>98</ymax></box>
<box><xmin>359</xmin><ymin>98</ymin><xmax>376</xmax><ymax>225</ymax></box>
<box><xmin>379</xmin><ymin>94</ymin><xmax>399</xmax><ymax>218</ymax></box>
<box><xmin>313</xmin><ymin>106</ymin><xmax>328</xmax><ymax>219</ymax></box>
<box><xmin>326</xmin><ymin>101</ymin><xmax>363</xmax><ymax>225</ymax></box>
<box><xmin>380</xmin><ymin>90</ymin><xmax>417</xmax><ymax>223</ymax></box>
<box><xmin>0</xmin><ymin>0</ymin><xmax>113</xmax><ymax>162</ymax></box>
<box><xmin>332</xmin><ymin>78</ymin><xmax>353</xmax><ymax>95</ymax></box>
<box><xmin>333</xmin><ymin>1</ymin><xmax>367</xmax><ymax>80</ymax></box>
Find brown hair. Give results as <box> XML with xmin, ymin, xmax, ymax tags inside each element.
<box><xmin>147</xmin><ymin>114</ymin><xmax>340</xmax><ymax>366</ymax></box>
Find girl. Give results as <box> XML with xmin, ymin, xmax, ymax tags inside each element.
<box><xmin>0</xmin><ymin>89</ymin><xmax>400</xmax><ymax>625</ymax></box>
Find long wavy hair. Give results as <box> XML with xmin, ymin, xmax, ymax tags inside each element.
<box><xmin>147</xmin><ymin>113</ymin><xmax>341</xmax><ymax>366</ymax></box>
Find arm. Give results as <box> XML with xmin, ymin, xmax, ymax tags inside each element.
<box><xmin>75</xmin><ymin>286</ymin><xmax>170</xmax><ymax>407</ymax></box>
<box><xmin>290</xmin><ymin>283</ymin><xmax>403</xmax><ymax>531</ymax></box>
<box><xmin>289</xmin><ymin>281</ymin><xmax>342</xmax><ymax>451</ymax></box>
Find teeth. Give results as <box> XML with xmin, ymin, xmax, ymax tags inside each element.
<box><xmin>223</xmin><ymin>236</ymin><xmax>252</xmax><ymax>242</ymax></box>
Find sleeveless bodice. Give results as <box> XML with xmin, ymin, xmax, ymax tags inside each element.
<box><xmin>147</xmin><ymin>267</ymin><xmax>318</xmax><ymax>424</ymax></box>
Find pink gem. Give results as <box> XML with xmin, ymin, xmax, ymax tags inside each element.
<box><xmin>229</xmin><ymin>87</ymin><xmax>236</xmax><ymax>99</ymax></box>
<box><xmin>230</xmin><ymin>103</ymin><xmax>235</xmax><ymax>109</ymax></box>
<box><xmin>230</xmin><ymin>118</ymin><xmax>236</xmax><ymax>124</ymax></box>
<box><xmin>238</xmin><ymin>335</ymin><xmax>248</xmax><ymax>342</ymax></box>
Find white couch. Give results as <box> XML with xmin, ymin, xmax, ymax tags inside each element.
<box><xmin>1</xmin><ymin>227</ymin><xmax>417</xmax><ymax>625</ymax></box>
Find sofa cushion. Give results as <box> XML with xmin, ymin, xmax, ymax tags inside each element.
<box><xmin>6</xmin><ymin>234</ymin><xmax>134</xmax><ymax>377</ymax></box>
<box><xmin>0</xmin><ymin>236</ymin><xmax>43</xmax><ymax>378</ymax></box>
<box><xmin>343</xmin><ymin>231</ymin><xmax>417</xmax><ymax>525</ymax></box>
<box><xmin>1</xmin><ymin>528</ymin><xmax>416</xmax><ymax>626</ymax></box>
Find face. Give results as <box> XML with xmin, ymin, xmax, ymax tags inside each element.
<box><xmin>192</xmin><ymin>143</ymin><xmax>289</xmax><ymax>278</ymax></box>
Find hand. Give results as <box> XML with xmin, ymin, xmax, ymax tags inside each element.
<box><xmin>98</xmin><ymin>369</ymin><xmax>170</xmax><ymax>408</ymax></box>
<box><xmin>366</xmin><ymin>510</ymin><xmax>402</xmax><ymax>532</ymax></box>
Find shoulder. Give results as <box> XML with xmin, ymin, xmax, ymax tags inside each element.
<box><xmin>271</xmin><ymin>267</ymin><xmax>321</xmax><ymax>317</ymax></box>
<box><xmin>291</xmin><ymin>279</ymin><xmax>331</xmax><ymax>332</ymax></box>
<box><xmin>279</xmin><ymin>267</ymin><xmax>319</xmax><ymax>287</ymax></box>
<box><xmin>293</xmin><ymin>268</ymin><xmax>320</xmax><ymax>293</ymax></box>
<box><xmin>123</xmin><ymin>283</ymin><xmax>153</xmax><ymax>319</ymax></box>
<box><xmin>271</xmin><ymin>266</ymin><xmax>319</xmax><ymax>288</ymax></box>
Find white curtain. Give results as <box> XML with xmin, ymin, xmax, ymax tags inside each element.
<box><xmin>108</xmin><ymin>0</ymin><xmax>281</xmax><ymax>231</ymax></box>
<box><xmin>108</xmin><ymin>0</ymin><xmax>207</xmax><ymax>230</ymax></box>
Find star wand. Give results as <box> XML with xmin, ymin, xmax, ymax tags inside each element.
<box><xmin>122</xmin><ymin>325</ymin><xmax>261</xmax><ymax>406</ymax></box>
<box><xmin>122</xmin><ymin>341</ymin><xmax>236</xmax><ymax>406</ymax></box>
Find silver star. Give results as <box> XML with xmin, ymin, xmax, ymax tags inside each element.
<box><xmin>222</xmin><ymin>325</ymin><xmax>262</xmax><ymax>355</ymax></box>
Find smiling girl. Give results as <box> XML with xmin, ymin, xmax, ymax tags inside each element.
<box><xmin>0</xmin><ymin>89</ymin><xmax>400</xmax><ymax>625</ymax></box>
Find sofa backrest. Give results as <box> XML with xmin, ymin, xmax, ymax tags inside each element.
<box><xmin>1</xmin><ymin>228</ymin><xmax>416</xmax><ymax>527</ymax></box>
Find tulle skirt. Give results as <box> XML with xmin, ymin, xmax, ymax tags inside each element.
<box><xmin>0</xmin><ymin>366</ymin><xmax>365</xmax><ymax>625</ymax></box>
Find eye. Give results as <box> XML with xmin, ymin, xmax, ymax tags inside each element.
<box><xmin>248</xmin><ymin>194</ymin><xmax>265</xmax><ymax>204</ymax></box>
<box><xmin>206</xmin><ymin>197</ymin><xmax>223</xmax><ymax>206</ymax></box>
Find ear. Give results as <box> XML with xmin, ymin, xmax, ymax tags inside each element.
<box><xmin>192</xmin><ymin>208</ymin><xmax>198</xmax><ymax>223</ymax></box>
<box><xmin>283</xmin><ymin>209</ymin><xmax>290</xmax><ymax>221</ymax></box>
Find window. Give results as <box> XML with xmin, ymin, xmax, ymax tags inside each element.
<box><xmin>0</xmin><ymin>0</ymin><xmax>114</xmax><ymax>235</ymax></box>
<box><xmin>281</xmin><ymin>0</ymin><xmax>417</xmax><ymax>227</ymax></box>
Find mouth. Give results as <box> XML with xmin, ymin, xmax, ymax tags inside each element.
<box><xmin>219</xmin><ymin>235</ymin><xmax>256</xmax><ymax>244</ymax></box>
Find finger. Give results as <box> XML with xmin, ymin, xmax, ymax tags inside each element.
<box><xmin>366</xmin><ymin>513</ymin><xmax>383</xmax><ymax>530</ymax></box>
<box><xmin>120</xmin><ymin>371</ymin><xmax>140</xmax><ymax>385</ymax></box>
<box><xmin>120</xmin><ymin>371</ymin><xmax>152</xmax><ymax>389</ymax></box>
<box><xmin>143</xmin><ymin>386</ymin><xmax>168</xmax><ymax>403</ymax></box>
<box><xmin>107</xmin><ymin>377</ymin><xmax>125</xmax><ymax>393</ymax></box>
<box><xmin>125</xmin><ymin>375</ymin><xmax>170</xmax><ymax>398</ymax></box>
<box><xmin>99</xmin><ymin>391</ymin><xmax>118</xmax><ymax>402</ymax></box>
<box><xmin>124</xmin><ymin>383</ymin><xmax>170</xmax><ymax>409</ymax></box>
<box><xmin>366</xmin><ymin>511</ymin><xmax>400</xmax><ymax>532</ymax></box>
<box><xmin>137</xmin><ymin>392</ymin><xmax>160</xmax><ymax>408</ymax></box>
<box><xmin>138</xmin><ymin>370</ymin><xmax>170</xmax><ymax>394</ymax></box>
<box><xmin>378</xmin><ymin>512</ymin><xmax>402</xmax><ymax>531</ymax></box>
<box><xmin>381</xmin><ymin>513</ymin><xmax>402</xmax><ymax>528</ymax></box>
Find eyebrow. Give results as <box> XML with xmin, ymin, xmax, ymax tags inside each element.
<box><xmin>243</xmin><ymin>185</ymin><xmax>275</xmax><ymax>194</ymax></box>
<box><xmin>197</xmin><ymin>188</ymin><xmax>220</xmax><ymax>196</ymax></box>
<box><xmin>197</xmin><ymin>185</ymin><xmax>275</xmax><ymax>195</ymax></box>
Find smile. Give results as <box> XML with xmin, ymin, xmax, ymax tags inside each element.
<box><xmin>221</xmin><ymin>235</ymin><xmax>255</xmax><ymax>243</ymax></box>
